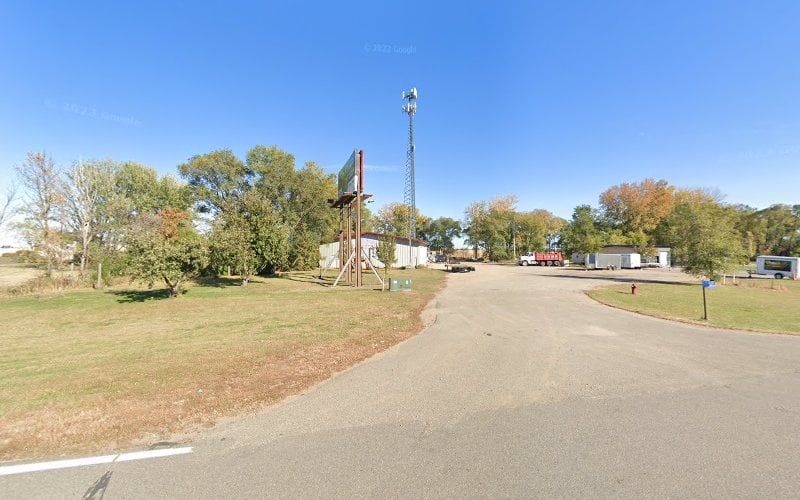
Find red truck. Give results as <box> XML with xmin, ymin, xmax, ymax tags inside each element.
<box><xmin>517</xmin><ymin>252</ymin><xmax>565</xmax><ymax>267</ymax></box>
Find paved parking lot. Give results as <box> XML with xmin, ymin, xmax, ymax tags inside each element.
<box><xmin>4</xmin><ymin>263</ymin><xmax>800</xmax><ymax>498</ymax></box>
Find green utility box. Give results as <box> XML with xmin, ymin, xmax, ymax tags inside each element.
<box><xmin>389</xmin><ymin>278</ymin><xmax>412</xmax><ymax>291</ymax></box>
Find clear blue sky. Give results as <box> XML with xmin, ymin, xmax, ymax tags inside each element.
<box><xmin>2</xmin><ymin>1</ymin><xmax>799</xmax><ymax>242</ymax></box>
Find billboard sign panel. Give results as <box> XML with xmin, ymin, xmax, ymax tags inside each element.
<box><xmin>338</xmin><ymin>149</ymin><xmax>360</xmax><ymax>197</ymax></box>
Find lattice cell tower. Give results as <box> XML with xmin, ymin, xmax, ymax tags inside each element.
<box><xmin>402</xmin><ymin>87</ymin><xmax>418</xmax><ymax>239</ymax></box>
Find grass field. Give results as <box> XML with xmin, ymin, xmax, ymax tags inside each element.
<box><xmin>0</xmin><ymin>262</ymin><xmax>46</xmax><ymax>288</ymax></box>
<box><xmin>588</xmin><ymin>277</ymin><xmax>800</xmax><ymax>334</ymax></box>
<box><xmin>0</xmin><ymin>268</ymin><xmax>445</xmax><ymax>460</ymax></box>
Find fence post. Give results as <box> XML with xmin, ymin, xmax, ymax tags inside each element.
<box><xmin>97</xmin><ymin>262</ymin><xmax>103</xmax><ymax>289</ymax></box>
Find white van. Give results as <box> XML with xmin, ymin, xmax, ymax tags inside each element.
<box><xmin>755</xmin><ymin>255</ymin><xmax>800</xmax><ymax>280</ymax></box>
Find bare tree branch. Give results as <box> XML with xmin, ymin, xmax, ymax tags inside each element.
<box><xmin>0</xmin><ymin>180</ymin><xmax>18</xmax><ymax>228</ymax></box>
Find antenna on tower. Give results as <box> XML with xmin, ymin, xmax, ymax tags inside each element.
<box><xmin>402</xmin><ymin>87</ymin><xmax>417</xmax><ymax>246</ymax></box>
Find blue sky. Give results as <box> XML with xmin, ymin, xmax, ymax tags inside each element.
<box><xmin>2</xmin><ymin>1</ymin><xmax>799</xmax><ymax>245</ymax></box>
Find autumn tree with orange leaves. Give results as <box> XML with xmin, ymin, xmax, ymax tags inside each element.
<box><xmin>599</xmin><ymin>178</ymin><xmax>674</xmax><ymax>254</ymax></box>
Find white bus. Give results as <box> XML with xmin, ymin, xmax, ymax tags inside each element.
<box><xmin>755</xmin><ymin>255</ymin><xmax>800</xmax><ymax>280</ymax></box>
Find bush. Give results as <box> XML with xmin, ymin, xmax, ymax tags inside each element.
<box><xmin>89</xmin><ymin>253</ymin><xmax>130</xmax><ymax>287</ymax></box>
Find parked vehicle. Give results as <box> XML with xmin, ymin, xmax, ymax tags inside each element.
<box><xmin>518</xmin><ymin>251</ymin><xmax>564</xmax><ymax>266</ymax></box>
<box><xmin>585</xmin><ymin>253</ymin><xmax>641</xmax><ymax>270</ymax></box>
<box><xmin>755</xmin><ymin>255</ymin><xmax>800</xmax><ymax>280</ymax></box>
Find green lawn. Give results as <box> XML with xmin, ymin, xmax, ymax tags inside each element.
<box><xmin>588</xmin><ymin>278</ymin><xmax>800</xmax><ymax>334</ymax></box>
<box><xmin>0</xmin><ymin>268</ymin><xmax>445</xmax><ymax>460</ymax></box>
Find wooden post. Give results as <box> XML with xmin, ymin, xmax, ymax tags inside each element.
<box><xmin>346</xmin><ymin>204</ymin><xmax>352</xmax><ymax>284</ymax></box>
<box><xmin>338</xmin><ymin>208</ymin><xmax>344</xmax><ymax>270</ymax></box>
<box><xmin>702</xmin><ymin>285</ymin><xmax>708</xmax><ymax>320</ymax></box>
<box><xmin>355</xmin><ymin>151</ymin><xmax>363</xmax><ymax>288</ymax></box>
<box><xmin>96</xmin><ymin>262</ymin><xmax>103</xmax><ymax>289</ymax></box>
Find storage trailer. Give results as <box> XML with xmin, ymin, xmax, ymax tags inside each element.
<box><xmin>755</xmin><ymin>255</ymin><xmax>800</xmax><ymax>280</ymax></box>
<box><xmin>585</xmin><ymin>253</ymin><xmax>641</xmax><ymax>270</ymax></box>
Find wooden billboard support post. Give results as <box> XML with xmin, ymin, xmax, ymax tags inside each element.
<box><xmin>329</xmin><ymin>149</ymin><xmax>377</xmax><ymax>289</ymax></box>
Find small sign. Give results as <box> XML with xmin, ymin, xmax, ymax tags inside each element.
<box><xmin>702</xmin><ymin>280</ymin><xmax>716</xmax><ymax>288</ymax></box>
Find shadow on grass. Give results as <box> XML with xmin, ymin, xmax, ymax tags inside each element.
<box><xmin>282</xmin><ymin>272</ymin><xmax>334</xmax><ymax>288</ymax></box>
<box><xmin>194</xmin><ymin>276</ymin><xmax>244</xmax><ymax>288</ymax></box>
<box><xmin>111</xmin><ymin>289</ymin><xmax>173</xmax><ymax>303</ymax></box>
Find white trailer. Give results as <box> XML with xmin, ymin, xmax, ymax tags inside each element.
<box><xmin>755</xmin><ymin>255</ymin><xmax>800</xmax><ymax>280</ymax></box>
<box><xmin>586</xmin><ymin>253</ymin><xmax>640</xmax><ymax>270</ymax></box>
<box><xmin>586</xmin><ymin>253</ymin><xmax>622</xmax><ymax>270</ymax></box>
<box><xmin>621</xmin><ymin>253</ymin><xmax>641</xmax><ymax>269</ymax></box>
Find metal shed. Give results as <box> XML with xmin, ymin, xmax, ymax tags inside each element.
<box><xmin>320</xmin><ymin>232</ymin><xmax>429</xmax><ymax>269</ymax></box>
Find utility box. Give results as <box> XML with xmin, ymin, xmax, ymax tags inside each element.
<box><xmin>390</xmin><ymin>278</ymin><xmax>412</xmax><ymax>291</ymax></box>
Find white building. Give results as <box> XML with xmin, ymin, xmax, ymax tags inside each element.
<box><xmin>319</xmin><ymin>232</ymin><xmax>429</xmax><ymax>269</ymax></box>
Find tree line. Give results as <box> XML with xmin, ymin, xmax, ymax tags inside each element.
<box><xmin>7</xmin><ymin>147</ymin><xmax>341</xmax><ymax>295</ymax></box>
<box><xmin>462</xmin><ymin>178</ymin><xmax>799</xmax><ymax>278</ymax></box>
<box><xmin>6</xmin><ymin>149</ymin><xmax>798</xmax><ymax>294</ymax></box>
<box><xmin>4</xmin><ymin>148</ymin><xmax>472</xmax><ymax>295</ymax></box>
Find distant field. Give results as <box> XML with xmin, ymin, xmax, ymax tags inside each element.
<box><xmin>588</xmin><ymin>277</ymin><xmax>800</xmax><ymax>334</ymax></box>
<box><xmin>0</xmin><ymin>268</ymin><xmax>445</xmax><ymax>460</ymax></box>
<box><xmin>0</xmin><ymin>262</ymin><xmax>42</xmax><ymax>288</ymax></box>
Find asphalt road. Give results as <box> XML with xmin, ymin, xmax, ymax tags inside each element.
<box><xmin>4</xmin><ymin>264</ymin><xmax>800</xmax><ymax>498</ymax></box>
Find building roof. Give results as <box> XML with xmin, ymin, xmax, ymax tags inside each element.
<box><xmin>328</xmin><ymin>232</ymin><xmax>429</xmax><ymax>246</ymax></box>
<box><xmin>601</xmin><ymin>244</ymin><xmax>671</xmax><ymax>250</ymax></box>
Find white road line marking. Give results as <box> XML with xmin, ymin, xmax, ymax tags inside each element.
<box><xmin>0</xmin><ymin>447</ymin><xmax>193</xmax><ymax>476</ymax></box>
<box><xmin>116</xmin><ymin>447</ymin><xmax>193</xmax><ymax>462</ymax></box>
<box><xmin>0</xmin><ymin>455</ymin><xmax>117</xmax><ymax>476</ymax></box>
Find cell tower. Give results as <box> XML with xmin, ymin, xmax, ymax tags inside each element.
<box><xmin>402</xmin><ymin>87</ymin><xmax>418</xmax><ymax>239</ymax></box>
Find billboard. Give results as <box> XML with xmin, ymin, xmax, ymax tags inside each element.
<box><xmin>337</xmin><ymin>149</ymin><xmax>361</xmax><ymax>197</ymax></box>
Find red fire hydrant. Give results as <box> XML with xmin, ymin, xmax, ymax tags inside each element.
<box><xmin>631</xmin><ymin>283</ymin><xmax>637</xmax><ymax>295</ymax></box>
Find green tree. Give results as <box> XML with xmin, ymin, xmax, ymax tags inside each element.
<box><xmin>283</xmin><ymin>161</ymin><xmax>338</xmax><ymax>267</ymax></box>
<box><xmin>376</xmin><ymin>235</ymin><xmax>397</xmax><ymax>280</ymax></box>
<box><xmin>92</xmin><ymin>162</ymin><xmax>191</xmax><ymax>282</ymax></box>
<box><xmin>127</xmin><ymin>208</ymin><xmax>208</xmax><ymax>297</ymax></box>
<box><xmin>731</xmin><ymin>204</ymin><xmax>766</xmax><ymax>259</ymax></box>
<box><xmin>209</xmin><ymin>192</ymin><xmax>289</xmax><ymax>280</ymax></box>
<box><xmin>247</xmin><ymin>145</ymin><xmax>296</xmax><ymax>211</ymax></box>
<box><xmin>755</xmin><ymin>204</ymin><xmax>800</xmax><ymax>256</ymax></box>
<box><xmin>180</xmin><ymin>146</ymin><xmax>338</xmax><ymax>271</ymax></box>
<box><xmin>178</xmin><ymin>149</ymin><xmax>250</xmax><ymax>214</ymax></box>
<box><xmin>658</xmin><ymin>189</ymin><xmax>747</xmax><ymax>278</ymax></box>
<box><xmin>247</xmin><ymin>149</ymin><xmax>337</xmax><ymax>270</ymax></box>
<box><xmin>418</xmin><ymin>217</ymin><xmax>462</xmax><ymax>255</ymax></box>
<box><xmin>514</xmin><ymin>210</ymin><xmax>565</xmax><ymax>254</ymax></box>
<box><xmin>373</xmin><ymin>202</ymin><xmax>429</xmax><ymax>237</ymax></box>
<box><xmin>559</xmin><ymin>205</ymin><xmax>603</xmax><ymax>257</ymax></box>
<box><xmin>464</xmin><ymin>195</ymin><xmax>517</xmax><ymax>261</ymax></box>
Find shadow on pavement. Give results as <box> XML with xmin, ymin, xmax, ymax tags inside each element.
<box><xmin>537</xmin><ymin>272</ymin><xmax>693</xmax><ymax>286</ymax></box>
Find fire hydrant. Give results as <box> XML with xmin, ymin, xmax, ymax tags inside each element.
<box><xmin>631</xmin><ymin>283</ymin><xmax>637</xmax><ymax>295</ymax></box>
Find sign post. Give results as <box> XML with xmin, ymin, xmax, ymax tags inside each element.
<box><xmin>327</xmin><ymin>149</ymin><xmax>380</xmax><ymax>289</ymax></box>
<box><xmin>701</xmin><ymin>280</ymin><xmax>716</xmax><ymax>320</ymax></box>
